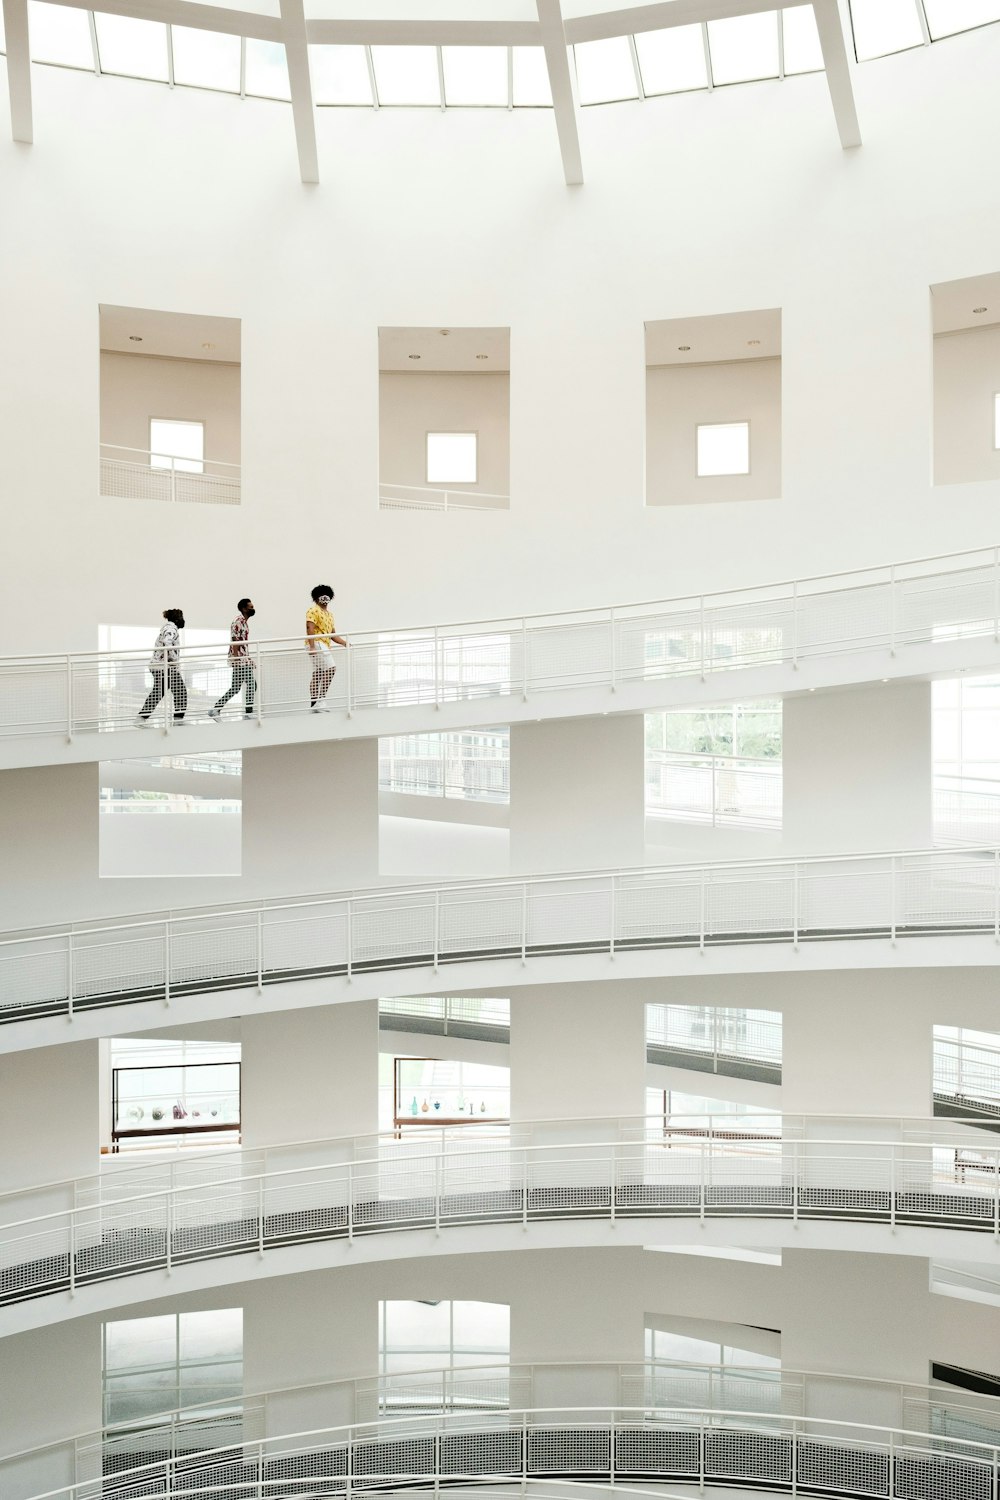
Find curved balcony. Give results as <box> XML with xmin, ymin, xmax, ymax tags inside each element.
<box><xmin>6</xmin><ymin>1360</ymin><xmax>1000</xmax><ymax>1499</ymax></box>
<box><xmin>4</xmin><ymin>542</ymin><xmax>1000</xmax><ymax>769</ymax></box>
<box><xmin>1</xmin><ymin>1115</ymin><xmax>997</xmax><ymax>1325</ymax></box>
<box><xmin>7</xmin><ymin>1404</ymin><xmax>1000</xmax><ymax>1500</ymax></box>
<box><xmin>2</xmin><ymin>847</ymin><xmax>999</xmax><ymax>1047</ymax></box>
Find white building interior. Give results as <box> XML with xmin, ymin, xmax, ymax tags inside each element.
<box><xmin>4</xmin><ymin>4</ymin><xmax>1000</xmax><ymax>1500</ymax></box>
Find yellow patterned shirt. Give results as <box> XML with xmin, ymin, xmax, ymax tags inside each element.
<box><xmin>305</xmin><ymin>603</ymin><xmax>336</xmax><ymax>648</ymax></box>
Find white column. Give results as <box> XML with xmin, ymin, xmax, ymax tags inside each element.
<box><xmin>509</xmin><ymin>714</ymin><xmax>645</xmax><ymax>873</ymax></box>
<box><xmin>782</xmin><ymin>682</ymin><xmax>931</xmax><ymax>852</ymax></box>
<box><xmin>242</xmin><ymin>739</ymin><xmax>379</xmax><ymax>889</ymax></box>
<box><xmin>0</xmin><ymin>1040</ymin><xmax>98</xmax><ymax>1205</ymax></box>
<box><xmin>0</xmin><ymin>764</ymin><xmax>99</xmax><ymax>929</ymax></box>
<box><xmin>781</xmin><ymin>1249</ymin><xmax>931</xmax><ymax>1425</ymax></box>
<box><xmin>510</xmin><ymin>982</ymin><xmax>646</xmax><ymax>1127</ymax></box>
<box><xmin>240</xmin><ymin>999</ymin><xmax>379</xmax><ymax>1149</ymax></box>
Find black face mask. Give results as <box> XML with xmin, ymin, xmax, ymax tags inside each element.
<box><xmin>245</xmin><ymin>608</ymin><xmax>256</xmax><ymax>618</ymax></box>
<box><xmin>174</xmin><ymin>615</ymin><xmax>186</xmax><ymax>630</ymax></box>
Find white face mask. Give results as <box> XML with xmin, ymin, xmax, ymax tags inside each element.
<box><xmin>318</xmin><ymin>596</ymin><xmax>331</xmax><ymax>606</ymax></box>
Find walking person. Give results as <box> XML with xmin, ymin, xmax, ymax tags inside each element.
<box><xmin>209</xmin><ymin>598</ymin><xmax>257</xmax><ymax>721</ymax></box>
<box><xmin>306</xmin><ymin>584</ymin><xmax>347</xmax><ymax>711</ymax></box>
<box><xmin>135</xmin><ymin>608</ymin><xmax>188</xmax><ymax>725</ymax></box>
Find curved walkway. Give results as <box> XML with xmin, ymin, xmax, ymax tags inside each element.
<box><xmin>4</xmin><ymin>542</ymin><xmax>1000</xmax><ymax>769</ymax></box>
<box><xmin>11</xmin><ymin>1405</ymin><xmax>1000</xmax><ymax>1500</ymax></box>
<box><xmin>2</xmin><ymin>1121</ymin><xmax>998</xmax><ymax>1322</ymax></box>
<box><xmin>3</xmin><ymin>847</ymin><xmax>1000</xmax><ymax>1049</ymax></box>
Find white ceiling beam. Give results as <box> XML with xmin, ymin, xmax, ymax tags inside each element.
<box><xmin>307</xmin><ymin>20</ymin><xmax>541</xmax><ymax>45</ymax></box>
<box><xmin>39</xmin><ymin>0</ymin><xmax>282</xmax><ymax>42</ymax></box>
<box><xmin>2</xmin><ymin>0</ymin><xmax>33</xmax><ymax>143</ymax></box>
<box><xmin>279</xmin><ymin>0</ymin><xmax>319</xmax><ymax>183</ymax></box>
<box><xmin>813</xmin><ymin>0</ymin><xmax>862</xmax><ymax>148</ymax></box>
<box><xmin>567</xmin><ymin>0</ymin><xmax>816</xmax><ymax>41</ymax></box>
<box><xmin>537</xmin><ymin>0</ymin><xmax>583</xmax><ymax>187</ymax></box>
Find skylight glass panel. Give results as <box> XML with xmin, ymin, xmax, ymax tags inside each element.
<box><xmin>28</xmin><ymin>3</ymin><xmax>93</xmax><ymax>67</ymax></box>
<box><xmin>634</xmin><ymin>26</ymin><xmax>708</xmax><ymax>94</ymax></box>
<box><xmin>921</xmin><ymin>0</ymin><xmax>1000</xmax><ymax>37</ymax></box>
<box><xmin>574</xmin><ymin>37</ymin><xmax>639</xmax><ymax>104</ymax></box>
<box><xmin>848</xmin><ymin>0</ymin><xmax>924</xmax><ymax>60</ymax></box>
<box><xmin>370</xmin><ymin>46</ymin><xmax>440</xmax><ymax>106</ymax></box>
<box><xmin>94</xmin><ymin>13</ymin><xmax>169</xmax><ymax>81</ymax></box>
<box><xmin>707</xmin><ymin>13</ymin><xmax>779</xmax><ymax>84</ymax></box>
<box><xmin>244</xmin><ymin>40</ymin><xmax>291</xmax><ymax>100</ymax></box>
<box><xmin>512</xmin><ymin>46</ymin><xmax>552</xmax><ymax>105</ymax></box>
<box><xmin>170</xmin><ymin>27</ymin><xmax>240</xmax><ymax>93</ymax></box>
<box><xmin>310</xmin><ymin>45</ymin><xmax>372</xmax><ymax>105</ymax></box>
<box><xmin>781</xmin><ymin>6</ymin><xmax>825</xmax><ymax>73</ymax></box>
<box><xmin>442</xmin><ymin>46</ymin><xmax>508</xmax><ymax>106</ymax></box>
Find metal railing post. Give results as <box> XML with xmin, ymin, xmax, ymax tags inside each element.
<box><xmin>67</xmin><ymin>935</ymin><xmax>75</xmax><ymax>1021</ymax></box>
<box><xmin>521</xmin><ymin>1411</ymin><xmax>528</xmax><ymax>1492</ymax></box>
<box><xmin>165</xmin><ymin>1190</ymin><xmax>173</xmax><ymax>1275</ymax></box>
<box><xmin>890</xmin><ymin>1145</ymin><xmax>896</xmax><ymax>1231</ymax></box>
<box><xmin>698</xmin><ymin>1419</ymin><xmax>705</xmax><ymax>1489</ymax></box>
<box><xmin>66</xmin><ymin>655</ymin><xmax>73</xmax><ymax>741</ymax></box>
<box><xmin>890</xmin><ymin>857</ymin><xmax>897</xmax><ymax>946</ymax></box>
<box><xmin>609</xmin><ymin>875</ymin><xmax>616</xmax><ymax>959</ymax></box>
<box><xmin>433</xmin><ymin>626</ymin><xmax>441</xmax><ymax>709</ymax></box>
<box><xmin>995</xmin><ymin>850</ymin><xmax>999</xmax><ymax>944</ymax></box>
<box><xmin>257</xmin><ymin>909</ymin><xmax>264</xmax><ymax>993</ymax></box>
<box><xmin>68</xmin><ymin>1213</ymin><xmax>76</xmax><ymax>1297</ymax></box>
<box><xmin>610</xmin><ymin>1148</ymin><xmax>616</xmax><ymax>1227</ymax></box>
<box><xmin>521</xmin><ymin>618</ymin><xmax>529</xmax><ymax>701</ymax></box>
<box><xmin>164</xmin><ymin>921</ymin><xmax>171</xmax><ymax>1007</ymax></box>
<box><xmin>435</xmin><ymin>1155</ymin><xmax>442</xmax><ymax>1235</ymax></box>
<box><xmin>792</xmin><ymin>863</ymin><xmax>800</xmax><ymax>950</ymax></box>
<box><xmin>791</xmin><ymin>580</ymin><xmax>799</xmax><ymax>670</ymax></box>
<box><xmin>433</xmin><ymin>889</ymin><xmax>440</xmax><ymax>973</ymax></box>
<box><xmin>258</xmin><ymin>1177</ymin><xmax>265</xmax><ymax>1256</ymax></box>
<box><xmin>522</xmin><ymin>1148</ymin><xmax>529</xmax><ymax>1230</ymax></box>
<box><xmin>792</xmin><ymin>1140</ymin><xmax>799</xmax><ymax>1225</ymax></box>
<box><xmin>346</xmin><ymin>899</ymin><xmax>353</xmax><ymax>982</ymax></box>
<box><xmin>889</xmin><ymin>563</ymin><xmax>897</xmax><ymax>657</ymax></box>
<box><xmin>521</xmin><ymin>883</ymin><xmax>528</xmax><ymax>965</ymax></box>
<box><xmin>345</xmin><ymin>638</ymin><xmax>353</xmax><ymax>719</ymax></box>
<box><xmin>699</xmin><ymin>1141</ymin><xmax>706</xmax><ymax>1224</ymax></box>
<box><xmin>347</xmin><ymin>1161</ymin><xmax>354</xmax><ymax>1245</ymax></box>
<box><xmin>994</xmin><ymin>1150</ymin><xmax>999</xmax><ymax>1240</ymax></box>
<box><xmin>994</xmin><ymin>545</ymin><xmax>1000</xmax><ymax>642</ymax></box>
<box><xmin>699</xmin><ymin>871</ymin><xmax>707</xmax><ymax>954</ymax></box>
<box><xmin>888</xmin><ymin>1428</ymin><xmax>895</xmax><ymax>1499</ymax></box>
<box><xmin>609</xmin><ymin>607</ymin><xmax>617</xmax><ymax>692</ymax></box>
<box><xmin>699</xmin><ymin>597</ymin><xmax>706</xmax><ymax>681</ymax></box>
<box><xmin>170</xmin><ymin>457</ymin><xmax>177</xmax><ymax>506</ymax></box>
<box><xmin>711</xmin><ymin>757</ymin><xmax>718</xmax><ymax>828</ymax></box>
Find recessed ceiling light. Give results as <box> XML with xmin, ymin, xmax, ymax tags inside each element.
<box><xmin>439</xmin><ymin>329</ymin><xmax>451</xmax><ymax>337</ymax></box>
<box><xmin>678</xmin><ymin>345</ymin><xmax>691</xmax><ymax>351</ymax></box>
<box><xmin>408</xmin><ymin>354</ymin><xmax>421</xmax><ymax>360</ymax></box>
<box><xmin>973</xmin><ymin>306</ymin><xmax>988</xmax><ymax>314</ymax></box>
<box><xmin>201</xmin><ymin>341</ymin><xmax>216</xmax><ymax>351</ymax></box>
<box><xmin>476</xmin><ymin>354</ymin><xmax>488</xmax><ymax>360</ymax></box>
<box><xmin>128</xmin><ymin>335</ymin><xmax>143</xmax><ymax>342</ymax></box>
<box><xmin>747</xmin><ymin>339</ymin><xmax>761</xmax><ymax>346</ymax></box>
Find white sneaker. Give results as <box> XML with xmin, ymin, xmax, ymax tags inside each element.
<box><xmin>315</xmin><ymin>701</ymin><xmax>331</xmax><ymax>713</ymax></box>
<box><xmin>311</xmin><ymin>705</ymin><xmax>323</xmax><ymax>714</ymax></box>
<box><xmin>134</xmin><ymin>716</ymin><xmax>149</xmax><ymax>728</ymax></box>
<box><xmin>207</xmin><ymin>707</ymin><xmax>221</xmax><ymax>721</ymax></box>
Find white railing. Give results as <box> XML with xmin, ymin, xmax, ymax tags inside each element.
<box><xmin>379</xmin><ymin>994</ymin><xmax>511</xmax><ymax>1035</ymax></box>
<box><xmin>2</xmin><ymin>846</ymin><xmax>999</xmax><ymax>1027</ymax></box>
<box><xmin>7</xmin><ymin>1359</ymin><xmax>1000</xmax><ymax>1491</ymax></box>
<box><xmin>379</xmin><ymin>482</ymin><xmax>509</xmax><ymax>511</ymax></box>
<box><xmin>932</xmin><ymin>1262</ymin><xmax>1000</xmax><ymax>1300</ymax></box>
<box><xmin>13</xmin><ymin>1405</ymin><xmax>1000</xmax><ymax>1500</ymax></box>
<box><xmin>646</xmin><ymin>751</ymin><xmax>782</xmax><ymax>829</ymax></box>
<box><xmin>1</xmin><ymin>1123</ymin><xmax>998</xmax><ymax>1311</ymax></box>
<box><xmin>6</xmin><ymin>540</ymin><xmax>1000</xmax><ymax>741</ymax></box>
<box><xmin>645</xmin><ymin>1004</ymin><xmax>782</xmax><ymax>1074</ymax></box>
<box><xmin>934</xmin><ymin>775</ymin><xmax>1000</xmax><ymax>846</ymax></box>
<box><xmin>99</xmin><ymin>444</ymin><xmax>241</xmax><ymax>506</ymax></box>
<box><xmin>935</xmin><ymin>1034</ymin><xmax>1000</xmax><ymax>1117</ymax></box>
<box><xmin>379</xmin><ymin>734</ymin><xmax>509</xmax><ymax>803</ymax></box>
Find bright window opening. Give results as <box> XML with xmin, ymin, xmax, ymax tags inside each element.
<box><xmin>442</xmin><ymin>46</ymin><xmax>508</xmax><ymax>106</ymax></box>
<box><xmin>634</xmin><ymin>26</ymin><xmax>708</xmax><ymax>95</ymax></box>
<box><xmin>109</xmin><ymin>1035</ymin><xmax>241</xmax><ymax>1151</ymax></box>
<box><xmin>28</xmin><ymin>2</ymin><xmax>93</xmax><ymax>68</ymax></box>
<box><xmin>380</xmin><ymin>728</ymin><xmax>509</xmax><ymax>803</ymax></box>
<box><xmin>512</xmin><ymin>46</ymin><xmax>552</xmax><ymax>106</ymax></box>
<box><xmin>378</xmin><ymin>1300</ymin><xmax>509</xmax><ymax>1383</ymax></box>
<box><xmin>310</xmin><ymin>44</ymin><xmax>373</xmax><ymax>105</ymax></box>
<box><xmin>170</xmin><ymin>27</ymin><xmax>241</xmax><ymax>93</ymax></box>
<box><xmin>646</xmin><ymin>1002</ymin><xmax>783</xmax><ymax>1079</ymax></box>
<box><xmin>934</xmin><ymin>1024</ymin><xmax>1000</xmax><ymax>1117</ymax></box>
<box><xmin>645</xmin><ymin>1325</ymin><xmax>780</xmax><ymax>1374</ymax></box>
<box><xmin>707</xmin><ymin>13</ymin><xmax>780</xmax><ymax>84</ymax></box>
<box><xmin>697</xmin><ymin>421</ymin><xmax>750</xmax><ymax>476</ymax></box>
<box><xmin>93</xmin><ymin>13</ymin><xmax>169</xmax><ymax>80</ymax></box>
<box><xmin>150</xmin><ymin>418</ymin><xmax>204</xmax><ymax>474</ymax></box>
<box><xmin>370</xmin><ymin>45</ymin><xmax>441</xmax><ymax>106</ymax></box>
<box><xmin>388</xmin><ymin>1055</ymin><xmax>510</xmax><ymax>1131</ymax></box>
<box><xmin>574</xmin><ymin>36</ymin><xmax>639</xmax><ymax>104</ymax></box>
<box><xmin>103</xmin><ymin>1309</ymin><xmax>242</xmax><ymax>1434</ymax></box>
<box><xmin>781</xmin><ymin>5</ymin><xmax>825</xmax><ymax>72</ymax></box>
<box><xmin>645</xmin><ymin>702</ymin><xmax>782</xmax><ymax>828</ymax></box>
<box><xmin>921</xmin><ymin>0</ymin><xmax>1000</xmax><ymax>39</ymax></box>
<box><xmin>427</xmin><ymin>431</ymin><xmax>477</xmax><ymax>485</ymax></box>
<box><xmin>244</xmin><ymin>40</ymin><xmax>291</xmax><ymax>100</ymax></box>
<box><xmin>849</xmin><ymin>0</ymin><xmax>924</xmax><ymax>60</ymax></box>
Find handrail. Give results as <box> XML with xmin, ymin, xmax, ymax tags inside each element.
<box><xmin>16</xmin><ymin>1404</ymin><xmax>1000</xmax><ymax>1500</ymax></box>
<box><xmin>3</xmin><ymin>539</ymin><xmax>1000</xmax><ymax>739</ymax></box>
<box><xmin>6</xmin><ymin>1357</ymin><xmax>999</xmax><ymax>1477</ymax></box>
<box><xmin>99</xmin><ymin>443</ymin><xmax>241</xmax><ymax>474</ymax></box>
<box><xmin>2</xmin><ymin>845</ymin><xmax>999</xmax><ymax>1029</ymax></box>
<box><xmin>1</xmin><ymin>1129</ymin><xmax>997</xmax><ymax>1313</ymax></box>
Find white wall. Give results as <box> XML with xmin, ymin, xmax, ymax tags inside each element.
<box><xmin>646</xmin><ymin>357</ymin><xmax>781</xmax><ymax>505</ymax></box>
<box><xmin>782</xmin><ymin>682</ymin><xmax>932</xmax><ymax>853</ymax></box>
<box><xmin>98</xmin><ymin>811</ymin><xmax>242</xmax><ymax>878</ymax></box>
<box><xmin>100</xmin><ymin>350</ymin><xmax>241</xmax><ymax>466</ymax></box>
<box><xmin>933</xmin><ymin>324</ymin><xmax>1000</xmax><ymax>486</ymax></box>
<box><xmin>378</xmin><ymin>371</ymin><xmax>510</xmax><ymax>498</ymax></box>
<box><xmin>510</xmin><ymin>982</ymin><xmax>646</xmax><ymax>1123</ymax></box>
<box><xmin>3</xmin><ymin>32</ymin><xmax>1000</xmax><ymax>658</ymax></box>
<box><xmin>241</xmin><ymin>739</ymin><xmax>379</xmax><ymax>888</ymax></box>
<box><xmin>241</xmin><ymin>1000</ymin><xmax>378</xmax><ymax>1148</ymax></box>
<box><xmin>0</xmin><ymin>1040</ymin><xmax>98</xmax><ymax>1199</ymax></box>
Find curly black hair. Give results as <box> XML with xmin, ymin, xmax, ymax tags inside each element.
<box><xmin>310</xmin><ymin>584</ymin><xmax>334</xmax><ymax>602</ymax></box>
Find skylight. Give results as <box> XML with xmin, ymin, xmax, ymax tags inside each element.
<box><xmin>170</xmin><ymin>27</ymin><xmax>241</xmax><ymax>94</ymax></box>
<box><xmin>573</xmin><ymin>36</ymin><xmax>639</xmax><ymax>104</ymax></box>
<box><xmin>781</xmin><ymin>6</ymin><xmax>825</xmax><ymax>73</ymax></box>
<box><xmin>310</xmin><ymin>44</ymin><xmax>373</xmax><ymax>106</ymax></box>
<box><xmin>244</xmin><ymin>39</ymin><xmax>291</xmax><ymax>101</ymax></box>
<box><xmin>370</xmin><ymin>45</ymin><xmax>441</xmax><ymax>106</ymax></box>
<box><xmin>707</xmin><ymin>13</ymin><xmax>780</xmax><ymax>85</ymax></box>
<box><xmin>634</xmin><ymin>26</ymin><xmax>708</xmax><ymax>95</ymax></box>
<box><xmin>511</xmin><ymin>46</ymin><xmax>552</xmax><ymax>106</ymax></box>
<box><xmin>442</xmin><ymin>46</ymin><xmax>508</xmax><ymax>107</ymax></box>
<box><xmin>28</xmin><ymin>2</ymin><xmax>93</xmax><ymax>69</ymax></box>
<box><xmin>921</xmin><ymin>0</ymin><xmax>1000</xmax><ymax>38</ymax></box>
<box><xmin>94</xmin><ymin>13</ymin><xmax>168</xmax><ymax>81</ymax></box>
<box><xmin>848</xmin><ymin>0</ymin><xmax>924</xmax><ymax>60</ymax></box>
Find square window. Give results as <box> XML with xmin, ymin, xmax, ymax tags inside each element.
<box><xmin>512</xmin><ymin>46</ymin><xmax>552</xmax><ymax>106</ymax></box>
<box><xmin>94</xmin><ymin>12</ymin><xmax>168</xmax><ymax>80</ymax></box>
<box><xmin>244</xmin><ymin>39</ymin><xmax>291</xmax><ymax>100</ymax></box>
<box><xmin>150</xmin><ymin>418</ymin><xmax>204</xmax><ymax>474</ymax></box>
<box><xmin>848</xmin><ymin>0</ymin><xmax>924</xmax><ymax>61</ymax></box>
<box><xmin>697</xmin><ymin>422</ymin><xmax>750</xmax><ymax>477</ymax></box>
<box><xmin>170</xmin><ymin>27</ymin><xmax>241</xmax><ymax>93</ymax></box>
<box><xmin>309</xmin><ymin>44</ymin><xmax>373</xmax><ymax>105</ymax></box>
<box><xmin>634</xmin><ymin>26</ymin><xmax>708</xmax><ymax>95</ymax></box>
<box><xmin>427</xmin><ymin>432</ymin><xmax>477</xmax><ymax>485</ymax></box>
<box><xmin>28</xmin><ymin>2</ymin><xmax>94</xmax><ymax>68</ymax></box>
